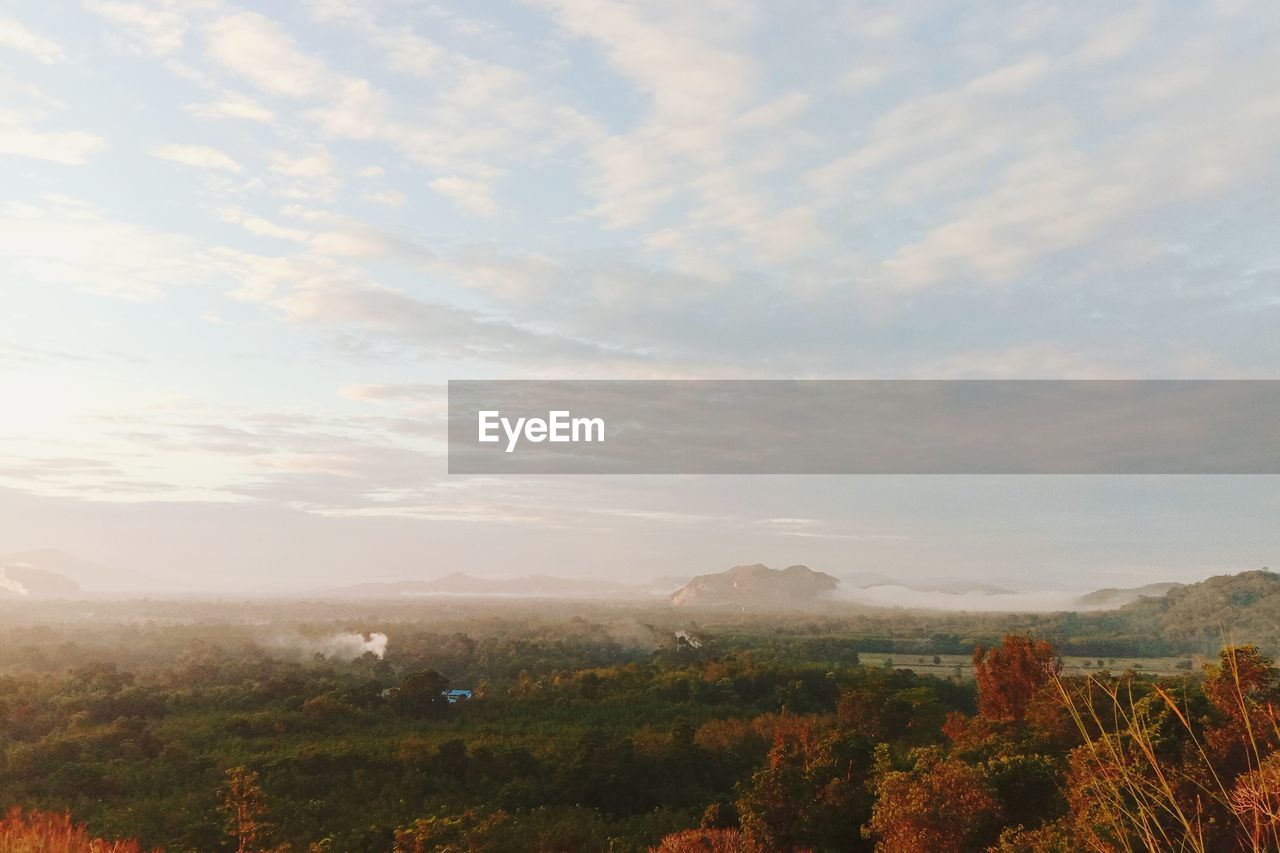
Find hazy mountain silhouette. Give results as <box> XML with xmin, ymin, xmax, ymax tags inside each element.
<box><xmin>0</xmin><ymin>549</ymin><xmax>158</xmax><ymax>594</ymax></box>
<box><xmin>670</xmin><ymin>563</ymin><xmax>839</xmax><ymax>607</ymax></box>
<box><xmin>326</xmin><ymin>572</ymin><xmax>654</xmax><ymax>599</ymax></box>
<box><xmin>1075</xmin><ymin>581</ymin><xmax>1185</xmax><ymax>608</ymax></box>
<box><xmin>0</xmin><ymin>564</ymin><xmax>81</xmax><ymax>598</ymax></box>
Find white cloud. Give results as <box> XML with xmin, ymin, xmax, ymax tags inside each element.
<box><xmin>185</xmin><ymin>96</ymin><xmax>275</xmax><ymax>123</ymax></box>
<box><xmin>883</xmin><ymin>48</ymin><xmax>1280</xmax><ymax>288</ymax></box>
<box><xmin>1073</xmin><ymin>5</ymin><xmax>1157</xmax><ymax>66</ymax></box>
<box><xmin>0</xmin><ymin>119</ymin><xmax>104</xmax><ymax>165</ymax></box>
<box><xmin>362</xmin><ymin>190</ymin><xmax>405</xmax><ymax>208</ymax></box>
<box><xmin>736</xmin><ymin>92</ymin><xmax>811</xmax><ymax>129</ymax></box>
<box><xmin>309</xmin><ymin>230</ymin><xmax>390</xmax><ymax>257</ymax></box>
<box><xmin>243</xmin><ymin>218</ymin><xmax>308</xmax><ymax>241</ymax></box>
<box><xmin>152</xmin><ymin>144</ymin><xmax>242</xmax><ymax>173</ymax></box>
<box><xmin>304</xmin><ymin>0</ymin><xmax>441</xmax><ymax>78</ymax></box>
<box><xmin>965</xmin><ymin>56</ymin><xmax>1051</xmax><ymax>96</ymax></box>
<box><xmin>356</xmin><ymin>165</ymin><xmax>385</xmax><ymax>178</ymax></box>
<box><xmin>218</xmin><ymin>208</ymin><xmax>311</xmax><ymax>242</ymax></box>
<box><xmin>207</xmin><ymin>11</ymin><xmax>329</xmax><ymax>98</ymax></box>
<box><xmin>532</xmin><ymin>0</ymin><xmax>836</xmax><ymax>268</ymax></box>
<box><xmin>86</xmin><ymin>1</ymin><xmax>185</xmax><ymax>56</ymax></box>
<box><xmin>271</xmin><ymin>147</ymin><xmax>334</xmax><ymax>178</ymax></box>
<box><xmin>376</xmin><ymin>28</ymin><xmax>442</xmax><ymax>78</ymax></box>
<box><xmin>430</xmin><ymin>176</ymin><xmax>499</xmax><ymax>217</ymax></box>
<box><xmin>0</xmin><ymin>17</ymin><xmax>64</xmax><ymax>63</ymax></box>
<box><xmin>838</xmin><ymin>61</ymin><xmax>896</xmax><ymax>91</ymax></box>
<box><xmin>0</xmin><ymin>195</ymin><xmax>209</xmax><ymax>299</ymax></box>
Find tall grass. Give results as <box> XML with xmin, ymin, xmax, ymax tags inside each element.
<box><xmin>0</xmin><ymin>807</ymin><xmax>148</xmax><ymax>853</ymax></box>
<box><xmin>1052</xmin><ymin>646</ymin><xmax>1280</xmax><ymax>852</ymax></box>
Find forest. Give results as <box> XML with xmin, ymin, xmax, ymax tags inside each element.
<box><xmin>2</xmin><ymin>571</ymin><xmax>1280</xmax><ymax>851</ymax></box>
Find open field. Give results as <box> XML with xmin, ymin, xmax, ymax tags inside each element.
<box><xmin>854</xmin><ymin>651</ymin><xmax>1199</xmax><ymax>681</ymax></box>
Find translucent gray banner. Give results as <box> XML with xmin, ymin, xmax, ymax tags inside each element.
<box><xmin>447</xmin><ymin>380</ymin><xmax>1280</xmax><ymax>474</ymax></box>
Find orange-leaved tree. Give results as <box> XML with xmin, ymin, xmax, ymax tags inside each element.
<box><xmin>648</xmin><ymin>827</ymin><xmax>755</xmax><ymax>852</ymax></box>
<box><xmin>221</xmin><ymin>767</ymin><xmax>268</xmax><ymax>853</ymax></box>
<box><xmin>973</xmin><ymin>634</ymin><xmax>1061</xmax><ymax>722</ymax></box>
<box><xmin>865</xmin><ymin>745</ymin><xmax>1003</xmax><ymax>852</ymax></box>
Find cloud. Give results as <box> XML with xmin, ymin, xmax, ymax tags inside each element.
<box><xmin>271</xmin><ymin>147</ymin><xmax>334</xmax><ymax>179</ymax></box>
<box><xmin>736</xmin><ymin>92</ymin><xmax>811</xmax><ymax>129</ymax></box>
<box><xmin>362</xmin><ymin>190</ymin><xmax>405</xmax><ymax>208</ymax></box>
<box><xmin>964</xmin><ymin>56</ymin><xmax>1051</xmax><ymax>96</ymax></box>
<box><xmin>151</xmin><ymin>144</ymin><xmax>242</xmax><ymax>173</ymax></box>
<box><xmin>304</xmin><ymin>0</ymin><xmax>441</xmax><ymax>78</ymax></box>
<box><xmin>884</xmin><ymin>66</ymin><xmax>1280</xmax><ymax>288</ymax></box>
<box><xmin>85</xmin><ymin>1</ymin><xmax>185</xmax><ymax>56</ymax></box>
<box><xmin>268</xmin><ymin>146</ymin><xmax>339</xmax><ymax>199</ymax></box>
<box><xmin>341</xmin><ymin>383</ymin><xmax>442</xmax><ymax>403</ymax></box>
<box><xmin>1073</xmin><ymin>5</ymin><xmax>1157</xmax><ymax>66</ymax></box>
<box><xmin>0</xmin><ymin>124</ymin><xmax>104</xmax><ymax>165</ymax></box>
<box><xmin>430</xmin><ymin>176</ymin><xmax>499</xmax><ymax>217</ymax></box>
<box><xmin>207</xmin><ymin>11</ymin><xmax>329</xmax><ymax>98</ymax></box>
<box><xmin>185</xmin><ymin>96</ymin><xmax>275</xmax><ymax>123</ymax></box>
<box><xmin>0</xmin><ymin>17</ymin><xmax>64</xmax><ymax>63</ymax></box>
<box><xmin>0</xmin><ymin>195</ymin><xmax>211</xmax><ymax>299</ymax></box>
<box><xmin>308</xmin><ymin>230</ymin><xmax>389</xmax><ymax>257</ymax></box>
<box><xmin>210</xmin><ymin>245</ymin><xmax>657</xmax><ymax>373</ymax></box>
<box><xmin>535</xmin><ymin>0</ymin><xmax>754</xmax><ymax>231</ymax></box>
<box><xmin>244</xmin><ymin>218</ymin><xmax>308</xmax><ymax>241</ymax></box>
<box><xmin>531</xmin><ymin>0</ymin><xmax>837</xmax><ymax>268</ymax></box>
<box><xmin>218</xmin><ymin>208</ymin><xmax>310</xmax><ymax>242</ymax></box>
<box><xmin>0</xmin><ymin>103</ymin><xmax>105</xmax><ymax>167</ymax></box>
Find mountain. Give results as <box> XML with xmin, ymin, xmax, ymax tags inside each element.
<box><xmin>0</xmin><ymin>549</ymin><xmax>157</xmax><ymax>594</ymax></box>
<box><xmin>1117</xmin><ymin>569</ymin><xmax>1280</xmax><ymax>652</ymax></box>
<box><xmin>842</xmin><ymin>571</ymin><xmax>897</xmax><ymax>588</ymax></box>
<box><xmin>327</xmin><ymin>572</ymin><xmax>652</xmax><ymax>599</ymax></box>
<box><xmin>1076</xmin><ymin>581</ymin><xmax>1185</xmax><ymax>608</ymax></box>
<box><xmin>670</xmin><ymin>563</ymin><xmax>839</xmax><ymax>607</ymax></box>
<box><xmin>649</xmin><ymin>575</ymin><xmax>692</xmax><ymax>594</ymax></box>
<box><xmin>0</xmin><ymin>564</ymin><xmax>81</xmax><ymax>598</ymax></box>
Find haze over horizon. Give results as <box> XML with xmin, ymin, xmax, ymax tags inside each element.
<box><xmin>3</xmin><ymin>1</ymin><xmax>1280</xmax><ymax>591</ymax></box>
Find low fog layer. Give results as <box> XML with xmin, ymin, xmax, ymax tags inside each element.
<box><xmin>837</xmin><ymin>585</ymin><xmax>1093</xmax><ymax>613</ymax></box>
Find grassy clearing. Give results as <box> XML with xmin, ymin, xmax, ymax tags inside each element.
<box><xmin>858</xmin><ymin>651</ymin><xmax>1198</xmax><ymax>680</ymax></box>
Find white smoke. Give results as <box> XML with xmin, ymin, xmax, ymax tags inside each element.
<box><xmin>0</xmin><ymin>568</ymin><xmax>29</xmax><ymax>596</ymax></box>
<box><xmin>325</xmin><ymin>631</ymin><xmax>389</xmax><ymax>659</ymax></box>
<box><xmin>271</xmin><ymin>631</ymin><xmax>389</xmax><ymax>660</ymax></box>
<box><xmin>675</xmin><ymin>629</ymin><xmax>703</xmax><ymax>648</ymax></box>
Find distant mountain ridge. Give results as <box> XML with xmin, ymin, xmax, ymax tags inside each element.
<box><xmin>1117</xmin><ymin>569</ymin><xmax>1280</xmax><ymax>652</ymax></box>
<box><xmin>0</xmin><ymin>549</ymin><xmax>158</xmax><ymax>593</ymax></box>
<box><xmin>0</xmin><ymin>564</ymin><xmax>81</xmax><ymax>598</ymax></box>
<box><xmin>1076</xmin><ymin>581</ymin><xmax>1186</xmax><ymax>608</ymax></box>
<box><xmin>327</xmin><ymin>572</ymin><xmax>652</xmax><ymax>599</ymax></box>
<box><xmin>669</xmin><ymin>563</ymin><xmax>839</xmax><ymax>607</ymax></box>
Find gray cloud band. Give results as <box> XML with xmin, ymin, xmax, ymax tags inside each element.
<box><xmin>448</xmin><ymin>380</ymin><xmax>1280</xmax><ymax>474</ymax></box>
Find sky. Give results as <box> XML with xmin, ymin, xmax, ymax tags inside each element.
<box><xmin>1</xmin><ymin>0</ymin><xmax>1279</xmax><ymax>592</ymax></box>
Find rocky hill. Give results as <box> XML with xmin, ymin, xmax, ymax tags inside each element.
<box><xmin>669</xmin><ymin>563</ymin><xmax>839</xmax><ymax>607</ymax></box>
